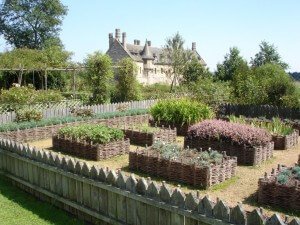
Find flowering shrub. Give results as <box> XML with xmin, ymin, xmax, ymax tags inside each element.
<box><xmin>150</xmin><ymin>98</ymin><xmax>214</xmax><ymax>126</ymax></box>
<box><xmin>187</xmin><ymin>119</ymin><xmax>272</xmax><ymax>147</ymax></box>
<box><xmin>15</xmin><ymin>109</ymin><xmax>43</xmax><ymax>122</ymax></box>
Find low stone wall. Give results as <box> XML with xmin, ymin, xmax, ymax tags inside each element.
<box><xmin>184</xmin><ymin>138</ymin><xmax>274</xmax><ymax>166</ymax></box>
<box><xmin>258</xmin><ymin>163</ymin><xmax>300</xmax><ymax>212</ymax></box>
<box><xmin>272</xmin><ymin>130</ymin><xmax>299</xmax><ymax>150</ymax></box>
<box><xmin>149</xmin><ymin>119</ymin><xmax>189</xmax><ymax>136</ymax></box>
<box><xmin>0</xmin><ymin>138</ymin><xmax>300</xmax><ymax>225</ymax></box>
<box><xmin>123</xmin><ymin>127</ymin><xmax>177</xmax><ymax>146</ymax></box>
<box><xmin>52</xmin><ymin>136</ymin><xmax>130</xmax><ymax>160</ymax></box>
<box><xmin>129</xmin><ymin>149</ymin><xmax>237</xmax><ymax>189</ymax></box>
<box><xmin>0</xmin><ymin>114</ymin><xmax>150</xmax><ymax>143</ymax></box>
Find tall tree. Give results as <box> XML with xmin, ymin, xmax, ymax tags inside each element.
<box><xmin>250</xmin><ymin>41</ymin><xmax>288</xmax><ymax>69</ymax></box>
<box><xmin>162</xmin><ymin>33</ymin><xmax>191</xmax><ymax>91</ymax></box>
<box><xmin>0</xmin><ymin>0</ymin><xmax>67</xmax><ymax>49</ymax></box>
<box><xmin>183</xmin><ymin>57</ymin><xmax>211</xmax><ymax>84</ymax></box>
<box><xmin>84</xmin><ymin>52</ymin><xmax>114</xmax><ymax>104</ymax></box>
<box><xmin>115</xmin><ymin>58</ymin><xmax>141</xmax><ymax>102</ymax></box>
<box><xmin>215</xmin><ymin>47</ymin><xmax>248</xmax><ymax>81</ymax></box>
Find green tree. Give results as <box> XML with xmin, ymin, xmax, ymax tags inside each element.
<box><xmin>115</xmin><ymin>58</ymin><xmax>141</xmax><ymax>102</ymax></box>
<box><xmin>84</xmin><ymin>52</ymin><xmax>114</xmax><ymax>104</ymax></box>
<box><xmin>162</xmin><ymin>32</ymin><xmax>192</xmax><ymax>91</ymax></box>
<box><xmin>183</xmin><ymin>57</ymin><xmax>211</xmax><ymax>84</ymax></box>
<box><xmin>250</xmin><ymin>41</ymin><xmax>288</xmax><ymax>69</ymax></box>
<box><xmin>215</xmin><ymin>47</ymin><xmax>248</xmax><ymax>81</ymax></box>
<box><xmin>0</xmin><ymin>0</ymin><xmax>67</xmax><ymax>49</ymax></box>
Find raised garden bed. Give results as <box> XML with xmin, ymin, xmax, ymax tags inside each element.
<box><xmin>184</xmin><ymin>120</ymin><xmax>274</xmax><ymax>166</ymax></box>
<box><xmin>129</xmin><ymin>142</ymin><xmax>237</xmax><ymax>189</ymax></box>
<box><xmin>149</xmin><ymin>99</ymin><xmax>214</xmax><ymax>136</ymax></box>
<box><xmin>226</xmin><ymin>116</ymin><xmax>299</xmax><ymax>150</ymax></box>
<box><xmin>52</xmin><ymin>124</ymin><xmax>130</xmax><ymax>160</ymax></box>
<box><xmin>122</xmin><ymin>124</ymin><xmax>176</xmax><ymax>146</ymax></box>
<box><xmin>0</xmin><ymin>114</ymin><xmax>149</xmax><ymax>142</ymax></box>
<box><xmin>258</xmin><ymin>158</ymin><xmax>300</xmax><ymax>211</ymax></box>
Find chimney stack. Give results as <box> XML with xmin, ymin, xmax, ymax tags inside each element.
<box><xmin>115</xmin><ymin>28</ymin><xmax>121</xmax><ymax>41</ymax></box>
<box><xmin>192</xmin><ymin>42</ymin><xmax>196</xmax><ymax>51</ymax></box>
<box><xmin>136</xmin><ymin>40</ymin><xmax>140</xmax><ymax>45</ymax></box>
<box><xmin>147</xmin><ymin>41</ymin><xmax>151</xmax><ymax>47</ymax></box>
<box><xmin>122</xmin><ymin>32</ymin><xmax>127</xmax><ymax>49</ymax></box>
<box><xmin>109</xmin><ymin>33</ymin><xmax>113</xmax><ymax>47</ymax></box>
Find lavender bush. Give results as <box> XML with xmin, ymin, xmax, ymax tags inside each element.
<box><xmin>187</xmin><ymin>119</ymin><xmax>272</xmax><ymax>147</ymax></box>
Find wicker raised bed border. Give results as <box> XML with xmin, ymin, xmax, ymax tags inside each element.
<box><xmin>184</xmin><ymin>138</ymin><xmax>274</xmax><ymax>166</ymax></box>
<box><xmin>129</xmin><ymin>149</ymin><xmax>237</xmax><ymax>189</ymax></box>
<box><xmin>258</xmin><ymin>163</ymin><xmax>300</xmax><ymax>212</ymax></box>
<box><xmin>0</xmin><ymin>114</ymin><xmax>149</xmax><ymax>143</ymax></box>
<box><xmin>122</xmin><ymin>127</ymin><xmax>176</xmax><ymax>146</ymax></box>
<box><xmin>272</xmin><ymin>130</ymin><xmax>299</xmax><ymax>150</ymax></box>
<box><xmin>53</xmin><ymin>136</ymin><xmax>130</xmax><ymax>161</ymax></box>
<box><xmin>149</xmin><ymin>119</ymin><xmax>189</xmax><ymax>136</ymax></box>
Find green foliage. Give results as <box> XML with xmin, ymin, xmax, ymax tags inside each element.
<box><xmin>191</xmin><ymin>78</ymin><xmax>232</xmax><ymax>107</ymax></box>
<box><xmin>215</xmin><ymin>47</ymin><xmax>248</xmax><ymax>81</ymax></box>
<box><xmin>114</xmin><ymin>58</ymin><xmax>141</xmax><ymax>102</ymax></box>
<box><xmin>277</xmin><ymin>174</ymin><xmax>289</xmax><ymax>184</ymax></box>
<box><xmin>58</xmin><ymin>124</ymin><xmax>124</xmax><ymax>144</ymax></box>
<box><xmin>84</xmin><ymin>52</ymin><xmax>114</xmax><ymax>104</ymax></box>
<box><xmin>229</xmin><ymin>116</ymin><xmax>294</xmax><ymax>136</ymax></box>
<box><xmin>152</xmin><ymin>141</ymin><xmax>223</xmax><ymax>166</ymax></box>
<box><xmin>0</xmin><ymin>108</ymin><xmax>148</xmax><ymax>132</ymax></box>
<box><xmin>0</xmin><ymin>0</ymin><xmax>68</xmax><ymax>49</ymax></box>
<box><xmin>183</xmin><ymin>57</ymin><xmax>211</xmax><ymax>84</ymax></box>
<box><xmin>232</xmin><ymin>63</ymin><xmax>300</xmax><ymax>108</ymax></box>
<box><xmin>162</xmin><ymin>32</ymin><xmax>192</xmax><ymax>90</ymax></box>
<box><xmin>16</xmin><ymin>109</ymin><xmax>43</xmax><ymax>122</ymax></box>
<box><xmin>150</xmin><ymin>98</ymin><xmax>214</xmax><ymax>125</ymax></box>
<box><xmin>250</xmin><ymin>41</ymin><xmax>288</xmax><ymax>69</ymax></box>
<box><xmin>70</xmin><ymin>108</ymin><xmax>94</xmax><ymax>118</ymax></box>
<box><xmin>0</xmin><ymin>86</ymin><xmax>64</xmax><ymax>110</ymax></box>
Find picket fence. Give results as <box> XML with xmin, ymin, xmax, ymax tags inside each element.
<box><xmin>0</xmin><ymin>99</ymin><xmax>157</xmax><ymax>124</ymax></box>
<box><xmin>0</xmin><ymin>138</ymin><xmax>299</xmax><ymax>225</ymax></box>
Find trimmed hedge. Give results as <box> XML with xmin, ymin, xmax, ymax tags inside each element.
<box><xmin>0</xmin><ymin>109</ymin><xmax>148</xmax><ymax>132</ymax></box>
<box><xmin>187</xmin><ymin>119</ymin><xmax>272</xmax><ymax>147</ymax></box>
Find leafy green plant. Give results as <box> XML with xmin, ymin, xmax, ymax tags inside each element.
<box><xmin>277</xmin><ymin>174</ymin><xmax>289</xmax><ymax>184</ymax></box>
<box><xmin>70</xmin><ymin>108</ymin><xmax>94</xmax><ymax>117</ymax></box>
<box><xmin>0</xmin><ymin>108</ymin><xmax>148</xmax><ymax>132</ymax></box>
<box><xmin>15</xmin><ymin>109</ymin><xmax>43</xmax><ymax>122</ymax></box>
<box><xmin>58</xmin><ymin>124</ymin><xmax>124</xmax><ymax>144</ymax></box>
<box><xmin>150</xmin><ymin>98</ymin><xmax>214</xmax><ymax>126</ymax></box>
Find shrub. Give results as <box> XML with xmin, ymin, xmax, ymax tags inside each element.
<box><xmin>229</xmin><ymin>116</ymin><xmax>294</xmax><ymax>136</ymax></box>
<box><xmin>58</xmin><ymin>124</ymin><xmax>124</xmax><ymax>144</ymax></box>
<box><xmin>187</xmin><ymin>119</ymin><xmax>272</xmax><ymax>147</ymax></box>
<box><xmin>150</xmin><ymin>99</ymin><xmax>214</xmax><ymax>126</ymax></box>
<box><xmin>15</xmin><ymin>109</ymin><xmax>43</xmax><ymax>122</ymax></box>
<box><xmin>70</xmin><ymin>108</ymin><xmax>94</xmax><ymax>117</ymax></box>
<box><xmin>152</xmin><ymin>141</ymin><xmax>223</xmax><ymax>166</ymax></box>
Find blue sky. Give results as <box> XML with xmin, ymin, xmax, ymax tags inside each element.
<box><xmin>1</xmin><ymin>0</ymin><xmax>300</xmax><ymax>71</ymax></box>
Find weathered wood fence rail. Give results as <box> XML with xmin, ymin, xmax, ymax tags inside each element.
<box><xmin>0</xmin><ymin>99</ymin><xmax>157</xmax><ymax>124</ymax></box>
<box><xmin>218</xmin><ymin>104</ymin><xmax>300</xmax><ymax>120</ymax></box>
<box><xmin>0</xmin><ymin>139</ymin><xmax>299</xmax><ymax>225</ymax></box>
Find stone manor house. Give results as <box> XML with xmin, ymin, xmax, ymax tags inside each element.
<box><xmin>106</xmin><ymin>29</ymin><xmax>206</xmax><ymax>85</ymax></box>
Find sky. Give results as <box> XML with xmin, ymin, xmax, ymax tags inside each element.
<box><xmin>1</xmin><ymin>0</ymin><xmax>300</xmax><ymax>72</ymax></box>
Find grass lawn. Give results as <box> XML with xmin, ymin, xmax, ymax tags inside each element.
<box><xmin>0</xmin><ymin>175</ymin><xmax>84</xmax><ymax>225</ymax></box>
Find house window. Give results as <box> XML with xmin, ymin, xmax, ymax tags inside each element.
<box><xmin>155</xmin><ymin>68</ymin><xmax>157</xmax><ymax>74</ymax></box>
<box><xmin>140</xmin><ymin>67</ymin><xmax>142</xmax><ymax>74</ymax></box>
<box><xmin>161</xmin><ymin>68</ymin><xmax>164</xmax><ymax>73</ymax></box>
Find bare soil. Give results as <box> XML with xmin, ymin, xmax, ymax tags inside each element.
<box><xmin>28</xmin><ymin>137</ymin><xmax>300</xmax><ymax>217</ymax></box>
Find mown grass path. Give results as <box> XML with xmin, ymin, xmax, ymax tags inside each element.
<box><xmin>0</xmin><ymin>176</ymin><xmax>84</xmax><ymax>225</ymax></box>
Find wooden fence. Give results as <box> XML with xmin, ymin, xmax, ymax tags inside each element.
<box><xmin>0</xmin><ymin>138</ymin><xmax>299</xmax><ymax>225</ymax></box>
<box><xmin>0</xmin><ymin>99</ymin><xmax>157</xmax><ymax>124</ymax></box>
<box><xmin>218</xmin><ymin>104</ymin><xmax>300</xmax><ymax>120</ymax></box>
